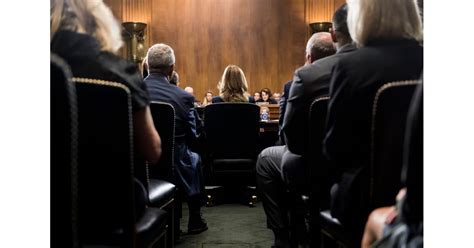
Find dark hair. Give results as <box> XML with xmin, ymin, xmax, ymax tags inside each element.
<box><xmin>261</xmin><ymin>88</ymin><xmax>272</xmax><ymax>96</ymax></box>
<box><xmin>332</xmin><ymin>4</ymin><xmax>350</xmax><ymax>38</ymax></box>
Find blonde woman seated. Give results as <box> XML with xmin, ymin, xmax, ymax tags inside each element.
<box><xmin>212</xmin><ymin>65</ymin><xmax>256</xmax><ymax>103</ymax></box>
<box><xmin>201</xmin><ymin>90</ymin><xmax>214</xmax><ymax>106</ymax></box>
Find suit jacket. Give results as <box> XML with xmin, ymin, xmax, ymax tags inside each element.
<box><xmin>282</xmin><ymin>43</ymin><xmax>356</xmax><ymax>155</ymax></box>
<box><xmin>278</xmin><ymin>80</ymin><xmax>293</xmax><ymax>144</ymax></box>
<box><xmin>323</xmin><ymin>39</ymin><xmax>423</xmax><ymax>226</ymax></box>
<box><xmin>212</xmin><ymin>96</ymin><xmax>256</xmax><ymax>103</ymax></box>
<box><xmin>145</xmin><ymin>73</ymin><xmax>202</xmax><ymax>197</ymax></box>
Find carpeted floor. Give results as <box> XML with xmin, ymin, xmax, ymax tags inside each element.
<box><xmin>176</xmin><ymin>202</ymin><xmax>273</xmax><ymax>248</ymax></box>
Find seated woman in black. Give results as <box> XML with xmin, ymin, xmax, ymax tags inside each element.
<box><xmin>212</xmin><ymin>65</ymin><xmax>255</xmax><ymax>103</ymax></box>
<box><xmin>256</xmin><ymin>88</ymin><xmax>277</xmax><ymax>104</ymax></box>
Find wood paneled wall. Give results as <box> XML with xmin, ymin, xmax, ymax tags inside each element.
<box><xmin>104</xmin><ymin>0</ymin><xmax>345</xmax><ymax>100</ymax></box>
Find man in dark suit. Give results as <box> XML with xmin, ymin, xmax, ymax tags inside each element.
<box><xmin>144</xmin><ymin>43</ymin><xmax>208</xmax><ymax>234</ymax></box>
<box><xmin>256</xmin><ymin>5</ymin><xmax>355</xmax><ymax>247</ymax></box>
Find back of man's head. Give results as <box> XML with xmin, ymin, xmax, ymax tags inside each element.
<box><xmin>306</xmin><ymin>32</ymin><xmax>336</xmax><ymax>63</ymax></box>
<box><xmin>146</xmin><ymin>43</ymin><xmax>175</xmax><ymax>74</ymax></box>
<box><xmin>332</xmin><ymin>4</ymin><xmax>352</xmax><ymax>44</ymax></box>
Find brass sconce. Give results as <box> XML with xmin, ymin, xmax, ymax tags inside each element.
<box><xmin>309</xmin><ymin>22</ymin><xmax>333</xmax><ymax>34</ymax></box>
<box><xmin>122</xmin><ymin>22</ymin><xmax>147</xmax><ymax>63</ymax></box>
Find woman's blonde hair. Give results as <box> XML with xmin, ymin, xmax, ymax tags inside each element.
<box><xmin>50</xmin><ymin>0</ymin><xmax>123</xmax><ymax>53</ymax></box>
<box><xmin>218</xmin><ymin>65</ymin><xmax>250</xmax><ymax>103</ymax></box>
<box><xmin>202</xmin><ymin>90</ymin><xmax>214</xmax><ymax>106</ymax></box>
<box><xmin>347</xmin><ymin>0</ymin><xmax>422</xmax><ymax>46</ymax></box>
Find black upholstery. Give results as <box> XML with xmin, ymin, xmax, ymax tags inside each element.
<box><xmin>306</xmin><ymin>96</ymin><xmax>330</xmax><ymax>247</ymax></box>
<box><xmin>73</xmin><ymin>78</ymin><xmax>167</xmax><ymax>247</ymax></box>
<box><xmin>319</xmin><ymin>80</ymin><xmax>421</xmax><ymax>247</ymax></box>
<box><xmin>149</xmin><ymin>102</ymin><xmax>176</xmax><ymax>180</ymax></box>
<box><xmin>204</xmin><ymin>103</ymin><xmax>260</xmax><ymax>200</ymax></box>
<box><xmin>51</xmin><ymin>53</ymin><xmax>79</xmax><ymax>248</ymax></box>
<box><xmin>149</xmin><ymin>102</ymin><xmax>178</xmax><ymax>247</ymax></box>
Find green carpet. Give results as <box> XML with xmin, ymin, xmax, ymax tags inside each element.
<box><xmin>176</xmin><ymin>202</ymin><xmax>273</xmax><ymax>248</ymax></box>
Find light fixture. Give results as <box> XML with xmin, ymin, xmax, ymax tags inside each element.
<box><xmin>122</xmin><ymin>22</ymin><xmax>147</xmax><ymax>63</ymax></box>
<box><xmin>309</xmin><ymin>22</ymin><xmax>332</xmax><ymax>34</ymax></box>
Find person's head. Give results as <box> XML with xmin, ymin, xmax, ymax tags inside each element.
<box><xmin>347</xmin><ymin>0</ymin><xmax>422</xmax><ymax>47</ymax></box>
<box><xmin>218</xmin><ymin>65</ymin><xmax>250</xmax><ymax>102</ymax></box>
<box><xmin>331</xmin><ymin>4</ymin><xmax>353</xmax><ymax>49</ymax></box>
<box><xmin>184</xmin><ymin>86</ymin><xmax>194</xmax><ymax>96</ymax></box>
<box><xmin>305</xmin><ymin>32</ymin><xmax>336</xmax><ymax>64</ymax></box>
<box><xmin>169</xmin><ymin>71</ymin><xmax>179</xmax><ymax>85</ymax></box>
<box><xmin>272</xmin><ymin>92</ymin><xmax>281</xmax><ymax>102</ymax></box>
<box><xmin>260</xmin><ymin>88</ymin><xmax>272</xmax><ymax>101</ymax></box>
<box><xmin>146</xmin><ymin>43</ymin><xmax>175</xmax><ymax>78</ymax></box>
<box><xmin>51</xmin><ymin>0</ymin><xmax>123</xmax><ymax>53</ymax></box>
<box><xmin>205</xmin><ymin>91</ymin><xmax>213</xmax><ymax>102</ymax></box>
<box><xmin>254</xmin><ymin>92</ymin><xmax>261</xmax><ymax>101</ymax></box>
<box><xmin>202</xmin><ymin>90</ymin><xmax>214</xmax><ymax>105</ymax></box>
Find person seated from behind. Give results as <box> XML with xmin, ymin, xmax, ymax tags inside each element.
<box><xmin>212</xmin><ymin>65</ymin><xmax>255</xmax><ymax>103</ymax></box>
<box><xmin>257</xmin><ymin>88</ymin><xmax>277</xmax><ymax>104</ymax></box>
<box><xmin>323</xmin><ymin>0</ymin><xmax>423</xmax><ymax>234</ymax></box>
<box><xmin>256</xmin><ymin>28</ymin><xmax>340</xmax><ymax>247</ymax></box>
<box><xmin>201</xmin><ymin>90</ymin><xmax>213</xmax><ymax>106</ymax></box>
<box><xmin>144</xmin><ymin>43</ymin><xmax>208</xmax><ymax>234</ymax></box>
<box><xmin>51</xmin><ymin>0</ymin><xmax>162</xmax><ymax>165</ymax></box>
<box><xmin>169</xmin><ymin>71</ymin><xmax>180</xmax><ymax>86</ymax></box>
<box><xmin>254</xmin><ymin>91</ymin><xmax>261</xmax><ymax>102</ymax></box>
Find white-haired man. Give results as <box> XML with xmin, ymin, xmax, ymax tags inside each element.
<box><xmin>144</xmin><ymin>43</ymin><xmax>208</xmax><ymax>234</ymax></box>
<box><xmin>257</xmin><ymin>4</ymin><xmax>357</xmax><ymax>247</ymax></box>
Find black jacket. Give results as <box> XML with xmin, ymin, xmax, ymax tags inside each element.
<box><xmin>323</xmin><ymin>39</ymin><xmax>423</xmax><ymax>225</ymax></box>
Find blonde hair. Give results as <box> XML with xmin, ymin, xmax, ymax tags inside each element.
<box><xmin>50</xmin><ymin>0</ymin><xmax>123</xmax><ymax>53</ymax></box>
<box><xmin>218</xmin><ymin>65</ymin><xmax>250</xmax><ymax>103</ymax></box>
<box><xmin>202</xmin><ymin>90</ymin><xmax>214</xmax><ymax>106</ymax></box>
<box><xmin>347</xmin><ymin>0</ymin><xmax>422</xmax><ymax>46</ymax></box>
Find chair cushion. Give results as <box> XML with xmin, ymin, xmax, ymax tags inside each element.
<box><xmin>320</xmin><ymin>210</ymin><xmax>354</xmax><ymax>245</ymax></box>
<box><xmin>148</xmin><ymin>179</ymin><xmax>176</xmax><ymax>208</ymax></box>
<box><xmin>135</xmin><ymin>208</ymin><xmax>168</xmax><ymax>247</ymax></box>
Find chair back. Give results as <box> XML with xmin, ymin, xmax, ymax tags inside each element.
<box><xmin>370</xmin><ymin>80</ymin><xmax>421</xmax><ymax>208</ymax></box>
<box><xmin>149</xmin><ymin>101</ymin><xmax>176</xmax><ymax>180</ymax></box>
<box><xmin>51</xmin><ymin>53</ymin><xmax>79</xmax><ymax>248</ymax></box>
<box><xmin>204</xmin><ymin>103</ymin><xmax>260</xmax><ymax>159</ymax></box>
<box><xmin>73</xmin><ymin>78</ymin><xmax>136</xmax><ymax>246</ymax></box>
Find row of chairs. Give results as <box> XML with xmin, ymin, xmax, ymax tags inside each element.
<box><xmin>51</xmin><ymin>54</ymin><xmax>179</xmax><ymax>247</ymax></box>
<box><xmin>294</xmin><ymin>80</ymin><xmax>421</xmax><ymax>247</ymax></box>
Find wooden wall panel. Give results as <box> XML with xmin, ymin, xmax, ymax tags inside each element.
<box><xmin>151</xmin><ymin>0</ymin><xmax>307</xmax><ymax>100</ymax></box>
<box><xmin>105</xmin><ymin>0</ymin><xmax>342</xmax><ymax>100</ymax></box>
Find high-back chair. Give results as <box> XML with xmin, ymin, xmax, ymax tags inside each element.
<box><xmin>149</xmin><ymin>101</ymin><xmax>179</xmax><ymax>247</ymax></box>
<box><xmin>319</xmin><ymin>80</ymin><xmax>421</xmax><ymax>247</ymax></box>
<box><xmin>51</xmin><ymin>54</ymin><xmax>79</xmax><ymax>248</ymax></box>
<box><xmin>73</xmin><ymin>78</ymin><xmax>168</xmax><ymax>247</ymax></box>
<box><xmin>306</xmin><ymin>96</ymin><xmax>330</xmax><ymax>247</ymax></box>
<box><xmin>204</xmin><ymin>103</ymin><xmax>260</xmax><ymax>205</ymax></box>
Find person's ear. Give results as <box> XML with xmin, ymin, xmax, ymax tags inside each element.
<box><xmin>305</xmin><ymin>53</ymin><xmax>312</xmax><ymax>65</ymax></box>
<box><xmin>169</xmin><ymin>64</ymin><xmax>175</xmax><ymax>77</ymax></box>
<box><xmin>330</xmin><ymin>28</ymin><xmax>338</xmax><ymax>43</ymax></box>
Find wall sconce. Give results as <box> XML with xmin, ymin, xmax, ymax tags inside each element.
<box><xmin>122</xmin><ymin>22</ymin><xmax>147</xmax><ymax>63</ymax></box>
<box><xmin>309</xmin><ymin>22</ymin><xmax>332</xmax><ymax>34</ymax></box>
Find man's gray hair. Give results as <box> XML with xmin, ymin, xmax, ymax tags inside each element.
<box><xmin>306</xmin><ymin>32</ymin><xmax>335</xmax><ymax>61</ymax></box>
<box><xmin>146</xmin><ymin>43</ymin><xmax>176</xmax><ymax>72</ymax></box>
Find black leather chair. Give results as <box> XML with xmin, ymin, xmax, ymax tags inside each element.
<box><xmin>73</xmin><ymin>77</ymin><xmax>168</xmax><ymax>248</ymax></box>
<box><xmin>148</xmin><ymin>101</ymin><xmax>180</xmax><ymax>247</ymax></box>
<box><xmin>203</xmin><ymin>103</ymin><xmax>260</xmax><ymax>206</ymax></box>
<box><xmin>51</xmin><ymin>53</ymin><xmax>79</xmax><ymax>248</ymax></box>
<box><xmin>319</xmin><ymin>80</ymin><xmax>421</xmax><ymax>247</ymax></box>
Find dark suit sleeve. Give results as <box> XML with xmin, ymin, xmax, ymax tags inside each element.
<box><xmin>278</xmin><ymin>81</ymin><xmax>292</xmax><ymax>144</ymax></box>
<box><xmin>185</xmin><ymin>95</ymin><xmax>200</xmax><ymax>143</ymax></box>
<box><xmin>323</xmin><ymin>62</ymin><xmax>355</xmax><ymax>172</ymax></box>
<box><xmin>282</xmin><ymin>70</ymin><xmax>306</xmax><ymax>155</ymax></box>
